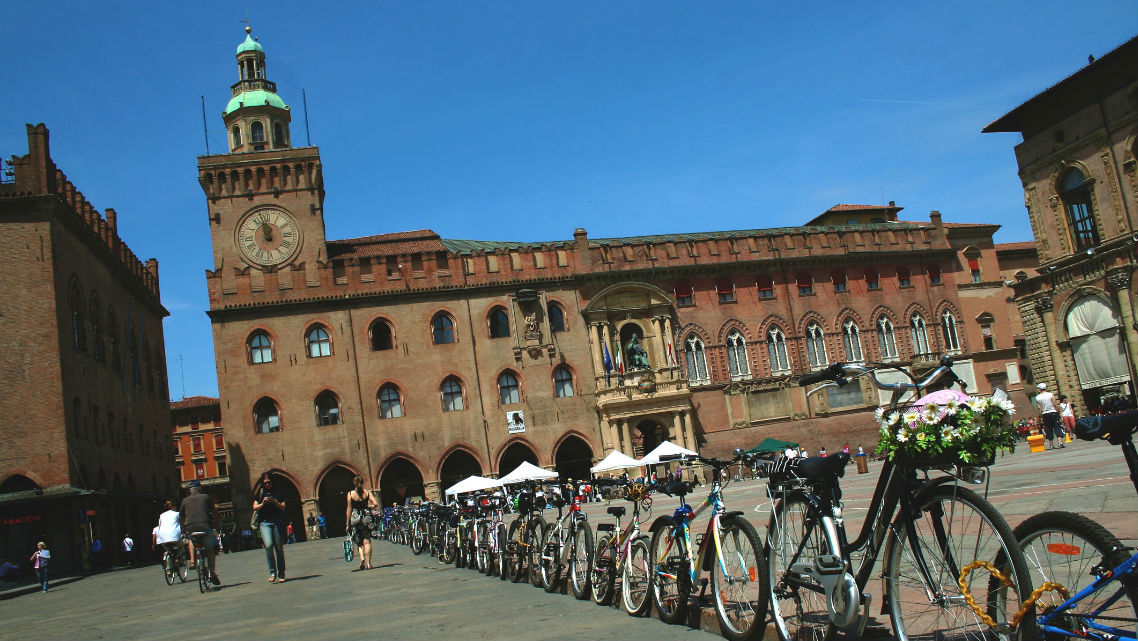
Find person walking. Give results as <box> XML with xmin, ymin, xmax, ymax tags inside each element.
<box><xmin>1035</xmin><ymin>383</ymin><xmax>1064</xmax><ymax>450</ymax></box>
<box><xmin>317</xmin><ymin>513</ymin><xmax>327</xmax><ymax>539</ymax></box>
<box><xmin>122</xmin><ymin>533</ymin><xmax>135</xmax><ymax>568</ymax></box>
<box><xmin>346</xmin><ymin>476</ymin><xmax>380</xmax><ymax>571</ymax></box>
<box><xmin>30</xmin><ymin>542</ymin><xmax>50</xmax><ymax>592</ymax></box>
<box><xmin>286</xmin><ymin>522</ymin><xmax>296</xmax><ymax>544</ymax></box>
<box><xmin>1059</xmin><ymin>394</ymin><xmax>1076</xmax><ymax>441</ymax></box>
<box><xmin>307</xmin><ymin>514</ymin><xmax>318</xmax><ymax>541</ymax></box>
<box><xmin>253</xmin><ymin>472</ymin><xmax>287</xmax><ymax>583</ymax></box>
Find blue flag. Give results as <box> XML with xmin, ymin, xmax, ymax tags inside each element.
<box><xmin>603</xmin><ymin>343</ymin><xmax>613</xmax><ymax>372</ymax></box>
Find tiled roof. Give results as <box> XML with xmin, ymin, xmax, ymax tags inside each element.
<box><xmin>327</xmin><ymin>230</ymin><xmax>447</xmax><ymax>258</ymax></box>
<box><xmin>441</xmin><ymin>239</ymin><xmax>561</xmax><ymax>254</ymax></box>
<box><xmin>825</xmin><ymin>203</ymin><xmax>902</xmax><ymax>213</ymax></box>
<box><xmin>171</xmin><ymin>396</ymin><xmax>219</xmax><ymax>410</ymax></box>
<box><xmin>590</xmin><ymin>222</ymin><xmax>929</xmax><ymax>246</ymax></box>
<box><xmin>897</xmin><ymin>219</ymin><xmax>998</xmax><ymax>230</ymax></box>
<box><xmin>995</xmin><ymin>241</ymin><xmax>1037</xmax><ymax>252</ymax></box>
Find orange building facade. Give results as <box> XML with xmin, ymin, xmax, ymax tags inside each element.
<box><xmin>171</xmin><ymin>396</ymin><xmax>233</xmax><ymax>530</ymax></box>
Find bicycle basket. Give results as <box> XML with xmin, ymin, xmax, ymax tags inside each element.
<box><xmin>878</xmin><ymin>389</ymin><xmax>1013</xmax><ymax>469</ymax></box>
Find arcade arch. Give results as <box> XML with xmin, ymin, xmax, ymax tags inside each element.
<box><xmin>378</xmin><ymin>457</ymin><xmax>425</xmax><ymax>507</ymax></box>
<box><xmin>316</xmin><ymin>464</ymin><xmax>358</xmax><ymax>539</ymax></box>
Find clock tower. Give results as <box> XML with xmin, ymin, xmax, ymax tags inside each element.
<box><xmin>198</xmin><ymin>27</ymin><xmax>327</xmax><ymax>276</ymax></box>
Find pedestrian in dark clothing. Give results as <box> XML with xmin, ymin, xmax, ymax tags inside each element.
<box><xmin>253</xmin><ymin>472</ymin><xmax>288</xmax><ymax>583</ymax></box>
<box><xmin>30</xmin><ymin>542</ymin><xmax>50</xmax><ymax>592</ymax></box>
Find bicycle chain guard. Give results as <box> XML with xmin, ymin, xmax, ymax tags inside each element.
<box><xmin>789</xmin><ymin>554</ymin><xmax>861</xmax><ymax>629</ymax></box>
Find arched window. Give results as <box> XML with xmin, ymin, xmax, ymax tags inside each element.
<box><xmin>978</xmin><ymin>312</ymin><xmax>996</xmax><ymax>351</ymax></box>
<box><xmin>378</xmin><ymin>384</ymin><xmax>403</xmax><ymax>418</ymax></box>
<box><xmin>231</xmin><ymin>125</ymin><xmax>241</xmax><ymax>148</ymax></box>
<box><xmin>251</xmin><ymin>121</ymin><xmax>265</xmax><ymax>143</ymax></box>
<box><xmin>897</xmin><ymin>266</ymin><xmax>911</xmax><ymax>288</ymax></box>
<box><xmin>1059</xmin><ymin>168</ymin><xmax>1099</xmax><ymax>251</ymax></box>
<box><xmin>306</xmin><ymin>325</ymin><xmax>331</xmax><ymax>358</ymax></box>
<box><xmin>865</xmin><ymin>269</ymin><xmax>880</xmax><ymax>291</ymax></box>
<box><xmin>253</xmin><ymin>398</ymin><xmax>280</xmax><ymax>434</ymax></box>
<box><xmin>941</xmin><ymin>311</ymin><xmax>961</xmax><ymax>353</ymax></box>
<box><xmin>674</xmin><ymin>282</ymin><xmax>694</xmax><ymax>306</ymax></box>
<box><xmin>684</xmin><ymin>335</ymin><xmax>709</xmax><ymax>386</ymax></box>
<box><xmin>964</xmin><ymin>248</ymin><xmax>982</xmax><ymax>283</ymax></box>
<box><xmin>370</xmin><ymin>319</ymin><xmax>394</xmax><ymax>351</ymax></box>
<box><xmin>248</xmin><ymin>331</ymin><xmax>273</xmax><ymax>364</ymax></box>
<box><xmin>877</xmin><ymin>317</ymin><xmax>899</xmax><ymax>361</ymax></box>
<box><xmin>70</xmin><ymin>283</ymin><xmax>85</xmax><ymax>351</ymax></box>
<box><xmin>553</xmin><ymin>366</ymin><xmax>574</xmax><ymax>397</ymax></box>
<box><xmin>725</xmin><ymin>330</ymin><xmax>749</xmax><ymax>380</ymax></box>
<box><xmin>911</xmin><ymin>314</ymin><xmax>930</xmax><ymax>356</ymax></box>
<box><xmin>441</xmin><ymin>377</ymin><xmax>464</xmax><ymax>412</ymax></box>
<box><xmin>548</xmin><ymin>302</ymin><xmax>566</xmax><ymax>332</ymax></box>
<box><xmin>757</xmin><ymin>275</ymin><xmax>775</xmax><ymax>300</ymax></box>
<box><xmin>489</xmin><ymin>307</ymin><xmax>510</xmax><ymax>338</ymax></box>
<box><xmin>432</xmin><ymin>313</ymin><xmax>455</xmax><ymax>344</ymax></box>
<box><xmin>716</xmin><ymin>279</ymin><xmax>735</xmax><ymax>304</ymax></box>
<box><xmin>796</xmin><ymin>272</ymin><xmax>813</xmax><ymax>296</ymax></box>
<box><xmin>273</xmin><ymin>122</ymin><xmax>284</xmax><ymax>145</ymax></box>
<box><xmin>805</xmin><ymin>322</ymin><xmax>828</xmax><ymax>369</ymax></box>
<box><xmin>842</xmin><ymin>320</ymin><xmax>863</xmax><ymax>362</ymax></box>
<box><xmin>89</xmin><ymin>296</ymin><xmax>103</xmax><ymax>361</ymax></box>
<box><xmin>832</xmin><ymin>270</ymin><xmax>847</xmax><ymax>293</ymax></box>
<box><xmin>767</xmin><ymin>328</ymin><xmax>790</xmax><ymax>375</ymax></box>
<box><xmin>927</xmin><ymin>264</ymin><xmax>942</xmax><ymax>285</ymax></box>
<box><xmin>498</xmin><ymin>371</ymin><xmax>521</xmax><ymax>404</ymax></box>
<box><xmin>315</xmin><ymin>391</ymin><xmax>340</xmax><ymax>426</ymax></box>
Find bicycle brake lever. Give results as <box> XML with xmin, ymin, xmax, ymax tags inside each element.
<box><xmin>806</xmin><ymin>381</ymin><xmax>839</xmax><ymax>398</ymax></box>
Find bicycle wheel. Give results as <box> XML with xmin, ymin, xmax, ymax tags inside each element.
<box><xmin>592</xmin><ymin>532</ymin><xmax>617</xmax><ymax>605</ymax></box>
<box><xmin>541</xmin><ymin>524</ymin><xmax>564</xmax><ymax>593</ymax></box>
<box><xmin>440</xmin><ymin>528</ymin><xmax>457</xmax><ymax>565</ymax></box>
<box><xmin>477</xmin><ymin>522</ymin><xmax>491</xmax><ymax>575</ymax></box>
<box><xmin>163</xmin><ymin>552</ymin><xmax>175</xmax><ymax>585</ymax></box>
<box><xmin>177</xmin><ymin>552</ymin><xmax>189</xmax><ymax>582</ymax></box>
<box><xmin>496</xmin><ymin>522</ymin><xmax>509</xmax><ymax>580</ymax></box>
<box><xmin>528</xmin><ymin>519</ymin><xmax>548</xmax><ymax>588</ymax></box>
<box><xmin>622</xmin><ymin>536</ymin><xmax>652</xmax><ymax>616</ymax></box>
<box><xmin>713</xmin><ymin>515</ymin><xmax>767</xmax><ymax>641</ymax></box>
<box><xmin>410</xmin><ymin>521</ymin><xmax>426</xmax><ymax>555</ymax></box>
<box><xmin>568</xmin><ymin>521</ymin><xmax>594</xmax><ymax>600</ymax></box>
<box><xmin>650</xmin><ymin>524</ymin><xmax>691</xmax><ymax>624</ymax></box>
<box><xmin>509</xmin><ymin>520</ymin><xmax>527</xmax><ymax>583</ymax></box>
<box><xmin>886</xmin><ymin>484</ymin><xmax>1036</xmax><ymax>641</ymax></box>
<box><xmin>766</xmin><ymin>491</ymin><xmax>838</xmax><ymax>641</ymax></box>
<box><xmin>1015</xmin><ymin>511</ymin><xmax>1138</xmax><ymax>640</ymax></box>
<box><xmin>198</xmin><ymin>558</ymin><xmax>208</xmax><ymax>593</ymax></box>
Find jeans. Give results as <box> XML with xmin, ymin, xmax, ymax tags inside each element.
<box><xmin>259</xmin><ymin>522</ymin><xmax>286</xmax><ymax>578</ymax></box>
<box><xmin>36</xmin><ymin>567</ymin><xmax>48</xmax><ymax>592</ymax></box>
<box><xmin>1042</xmin><ymin>412</ymin><xmax>1062</xmax><ymax>440</ymax></box>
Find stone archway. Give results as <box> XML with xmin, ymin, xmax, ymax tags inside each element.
<box><xmin>379</xmin><ymin>458</ymin><xmax>425</xmax><ymax>507</ymax></box>
<box><xmin>632</xmin><ymin>419</ymin><xmax>669</xmax><ymax>458</ymax></box>
<box><xmin>439</xmin><ymin>449</ymin><xmax>482</xmax><ymax>494</ymax></box>
<box><xmin>0</xmin><ymin>474</ymin><xmax>39</xmax><ymax>494</ymax></box>
<box><xmin>498</xmin><ymin>442</ymin><xmax>538</xmax><ymax>477</ymax></box>
<box><xmin>316</xmin><ymin>465</ymin><xmax>357</xmax><ymax>539</ymax></box>
<box><xmin>554</xmin><ymin>435</ymin><xmax>594</xmax><ymax>483</ymax></box>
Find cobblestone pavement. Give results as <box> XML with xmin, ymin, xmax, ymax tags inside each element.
<box><xmin>0</xmin><ymin>437</ymin><xmax>1132</xmax><ymax>640</ymax></box>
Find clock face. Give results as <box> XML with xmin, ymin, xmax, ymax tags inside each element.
<box><xmin>236</xmin><ymin>208</ymin><xmax>300</xmax><ymax>267</ymax></box>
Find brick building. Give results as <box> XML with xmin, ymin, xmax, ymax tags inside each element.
<box><xmin>984</xmin><ymin>35</ymin><xmax>1138</xmax><ymax>414</ymax></box>
<box><xmin>0</xmin><ymin>125</ymin><xmax>175</xmax><ymax>571</ymax></box>
<box><xmin>171</xmin><ymin>396</ymin><xmax>233</xmax><ymax>532</ymax></box>
<box><xmin>201</xmin><ymin>29</ymin><xmax>1035</xmax><ymax>536</ymax></box>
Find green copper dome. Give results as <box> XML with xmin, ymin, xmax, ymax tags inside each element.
<box><xmin>225</xmin><ymin>90</ymin><xmax>288</xmax><ymax>115</ymax></box>
<box><xmin>237</xmin><ymin>33</ymin><xmax>263</xmax><ymax>54</ymax></box>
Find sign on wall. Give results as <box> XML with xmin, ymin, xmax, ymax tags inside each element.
<box><xmin>506</xmin><ymin>410</ymin><xmax>526</xmax><ymax>434</ymax></box>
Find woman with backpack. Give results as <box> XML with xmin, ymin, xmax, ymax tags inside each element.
<box><xmin>346</xmin><ymin>476</ymin><xmax>379</xmax><ymax>571</ymax></box>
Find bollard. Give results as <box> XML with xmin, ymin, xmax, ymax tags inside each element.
<box><xmin>1027</xmin><ymin>434</ymin><xmax>1046</xmax><ymax>453</ymax></box>
<box><xmin>855</xmin><ymin>455</ymin><xmax>869</xmax><ymax>474</ymax></box>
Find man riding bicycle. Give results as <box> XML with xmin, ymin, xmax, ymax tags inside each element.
<box><xmin>179</xmin><ymin>480</ymin><xmax>220</xmax><ymax>585</ymax></box>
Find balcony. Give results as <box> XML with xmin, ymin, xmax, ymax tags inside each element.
<box><xmin>230</xmin><ymin>78</ymin><xmax>276</xmax><ymax>97</ymax></box>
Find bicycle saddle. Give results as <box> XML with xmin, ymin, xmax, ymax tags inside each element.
<box><xmin>660</xmin><ymin>481</ymin><xmax>692</xmax><ymax>497</ymax></box>
<box><xmin>606</xmin><ymin>506</ymin><xmax>626</xmax><ymax>518</ymax></box>
<box><xmin>769</xmin><ymin>452</ymin><xmax>850</xmax><ymax>481</ymax></box>
<box><xmin>1076</xmin><ymin>410</ymin><xmax>1138</xmax><ymax>443</ymax></box>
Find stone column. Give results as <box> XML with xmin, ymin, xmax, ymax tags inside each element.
<box><xmin>683</xmin><ymin>410</ymin><xmax>697</xmax><ymax>453</ymax></box>
<box><xmin>662</xmin><ymin>316</ymin><xmax>675</xmax><ymax>371</ymax></box>
<box><xmin>424</xmin><ymin>481</ymin><xmax>441</xmax><ymax>503</ymax></box>
<box><xmin>653</xmin><ymin>316</ymin><xmax>668</xmax><ymax>370</ymax></box>
<box><xmin>1107</xmin><ymin>271</ymin><xmax>1138</xmax><ymax>381</ymax></box>
<box><xmin>601</xmin><ymin>323</ymin><xmax>614</xmax><ymax>386</ymax></box>
<box><xmin>614</xmin><ymin>418</ymin><xmax>626</xmax><ymax>453</ymax></box>
<box><xmin>1035</xmin><ymin>297</ymin><xmax>1063</xmax><ymax>389</ymax></box>
<box><xmin>672</xmin><ymin>411</ymin><xmax>686</xmax><ymax>449</ymax></box>
<box><xmin>589</xmin><ymin>322</ymin><xmax>605</xmax><ymax>378</ymax></box>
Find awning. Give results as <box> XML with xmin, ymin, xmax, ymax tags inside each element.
<box><xmin>590</xmin><ymin>451</ymin><xmax>642</xmax><ymax>473</ymax></box>
<box><xmin>638</xmin><ymin>441</ymin><xmax>698</xmax><ymax>465</ymax></box>
<box><xmin>496</xmin><ymin>461</ymin><xmax>557</xmax><ymax>485</ymax></box>
<box><xmin>444</xmin><ymin>476</ymin><xmax>499</xmax><ymax>496</ymax></box>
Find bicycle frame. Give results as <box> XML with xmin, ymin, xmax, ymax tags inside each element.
<box><xmin>1037</xmin><ymin>550</ymin><xmax>1138</xmax><ymax>641</ymax></box>
<box><xmin>655</xmin><ymin>476</ymin><xmax>734</xmax><ymax>588</ymax></box>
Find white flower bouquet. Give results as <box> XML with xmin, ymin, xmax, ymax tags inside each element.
<box><xmin>875</xmin><ymin>389</ymin><xmax>1017</xmax><ymax>467</ymax></box>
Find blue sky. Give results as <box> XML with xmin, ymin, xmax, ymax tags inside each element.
<box><xmin>2</xmin><ymin>2</ymin><xmax>1134</xmax><ymax>399</ymax></box>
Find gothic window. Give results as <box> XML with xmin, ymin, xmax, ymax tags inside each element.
<box><xmin>725</xmin><ymin>330</ymin><xmax>750</xmax><ymax>380</ymax></box>
<box><xmin>877</xmin><ymin>317</ymin><xmax>899</xmax><ymax>361</ymax></box>
<box><xmin>716</xmin><ymin>279</ymin><xmax>735</xmax><ymax>304</ymax></box>
<box><xmin>897</xmin><ymin>266</ymin><xmax>911</xmax><ymax>288</ymax></box>
<box><xmin>675</xmin><ymin>282</ymin><xmax>694</xmax><ymax>306</ymax></box>
<box><xmin>432</xmin><ymin>313</ymin><xmax>455</xmax><ymax>344</ymax></box>
<box><xmin>315</xmin><ymin>391</ymin><xmax>340</xmax><ymax>426</ymax></box>
<box><xmin>832</xmin><ymin>270</ymin><xmax>847</xmax><ymax>293</ymax></box>
<box><xmin>369</xmin><ymin>319</ymin><xmax>394</xmax><ymax>351</ymax></box>
<box><xmin>248</xmin><ymin>331</ymin><xmax>273</xmax><ymax>364</ymax></box>
<box><xmin>553</xmin><ymin>366</ymin><xmax>574</xmax><ymax>398</ymax></box>
<box><xmin>1059</xmin><ymin>168</ymin><xmax>1099</xmax><ymax>251</ymax></box>
<box><xmin>796</xmin><ymin>272</ymin><xmax>813</xmax><ymax>296</ymax></box>
<box><xmin>251</xmin><ymin>121</ymin><xmax>265</xmax><ymax>143</ymax></box>
<box><xmin>378</xmin><ymin>384</ymin><xmax>403</xmax><ymax>419</ymax></box>
<box><xmin>757</xmin><ymin>275</ymin><xmax>775</xmax><ymax>300</ymax></box>
<box><xmin>306</xmin><ymin>325</ymin><xmax>332</xmax><ymax>358</ymax></box>
<box><xmin>911</xmin><ymin>314</ymin><xmax>930</xmax><ymax>356</ymax></box>
<box><xmin>231</xmin><ymin>125</ymin><xmax>241</xmax><ymax>148</ymax></box>
<box><xmin>865</xmin><ymin>269</ymin><xmax>880</xmax><ymax>291</ymax></box>
<box><xmin>498</xmin><ymin>371</ymin><xmax>520</xmax><ymax>404</ymax></box>
<box><xmin>70</xmin><ymin>283</ymin><xmax>85</xmax><ymax>351</ymax></box>
<box><xmin>842</xmin><ymin>320</ymin><xmax>863</xmax><ymax>362</ymax></box>
<box><xmin>684</xmin><ymin>335</ymin><xmax>710</xmax><ymax>386</ymax></box>
<box><xmin>548</xmin><ymin>302</ymin><xmax>566</xmax><ymax>332</ymax></box>
<box><xmin>941</xmin><ymin>311</ymin><xmax>961</xmax><ymax>353</ymax></box>
<box><xmin>253</xmin><ymin>398</ymin><xmax>281</xmax><ymax>434</ymax></box>
<box><xmin>489</xmin><ymin>307</ymin><xmax>511</xmax><ymax>338</ymax></box>
<box><xmin>767</xmin><ymin>328</ymin><xmax>790</xmax><ymax>375</ymax></box>
<box><xmin>805</xmin><ymin>322</ymin><xmax>828</xmax><ymax>369</ymax></box>
<box><xmin>441</xmin><ymin>377</ymin><xmax>465</xmax><ymax>412</ymax></box>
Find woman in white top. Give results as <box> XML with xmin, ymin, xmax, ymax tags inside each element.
<box><xmin>1059</xmin><ymin>394</ymin><xmax>1076</xmax><ymax>438</ymax></box>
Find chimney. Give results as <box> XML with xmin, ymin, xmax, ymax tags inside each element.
<box><xmin>573</xmin><ymin>228</ymin><xmax>591</xmax><ymax>270</ymax></box>
<box><xmin>929</xmin><ymin>210</ymin><xmax>943</xmax><ymax>228</ymax></box>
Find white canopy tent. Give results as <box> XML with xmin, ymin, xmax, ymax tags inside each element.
<box><xmin>638</xmin><ymin>441</ymin><xmax>698</xmax><ymax>466</ymax></box>
<box><xmin>444</xmin><ymin>475</ymin><xmax>500</xmax><ymax>496</ymax></box>
<box><xmin>590</xmin><ymin>450</ymin><xmax>643</xmax><ymax>473</ymax></box>
<box><xmin>496</xmin><ymin>461</ymin><xmax>558</xmax><ymax>485</ymax></box>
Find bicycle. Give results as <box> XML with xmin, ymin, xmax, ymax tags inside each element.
<box><xmin>590</xmin><ymin>479</ymin><xmax>652</xmax><ymax>616</ymax></box>
<box><xmin>538</xmin><ymin>482</ymin><xmax>594</xmax><ymax>598</ymax></box>
<box><xmin>505</xmin><ymin>482</ymin><xmax>547</xmax><ymax>586</ymax></box>
<box><xmin>188</xmin><ymin>531</ymin><xmax>215</xmax><ymax>593</ymax></box>
<box><xmin>762</xmin><ymin>356</ymin><xmax>1037</xmax><ymax>641</ymax></box>
<box><xmin>1014</xmin><ymin>410</ymin><xmax>1138</xmax><ymax>640</ymax></box>
<box><xmin>475</xmin><ymin>492</ymin><xmax>509</xmax><ymax>579</ymax></box>
<box><xmin>649</xmin><ymin>451</ymin><xmax>766</xmax><ymax>641</ymax></box>
<box><xmin>161</xmin><ymin>541</ymin><xmax>189</xmax><ymax>585</ymax></box>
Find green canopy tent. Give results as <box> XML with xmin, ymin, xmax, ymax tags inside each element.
<box><xmin>745</xmin><ymin>437</ymin><xmax>799</xmax><ymax>455</ymax></box>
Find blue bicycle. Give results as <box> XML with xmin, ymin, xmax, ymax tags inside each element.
<box><xmin>1014</xmin><ymin>410</ymin><xmax>1138</xmax><ymax>640</ymax></box>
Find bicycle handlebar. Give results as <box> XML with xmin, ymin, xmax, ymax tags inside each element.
<box><xmin>799</xmin><ymin>355</ymin><xmax>965</xmax><ymax>396</ymax></box>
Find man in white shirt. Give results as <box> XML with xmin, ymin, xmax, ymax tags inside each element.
<box><xmin>1034</xmin><ymin>383</ymin><xmax>1064</xmax><ymax>450</ymax></box>
<box><xmin>784</xmin><ymin>447</ymin><xmax>798</xmax><ymax>460</ymax></box>
<box><xmin>122</xmin><ymin>534</ymin><xmax>135</xmax><ymax>568</ymax></box>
